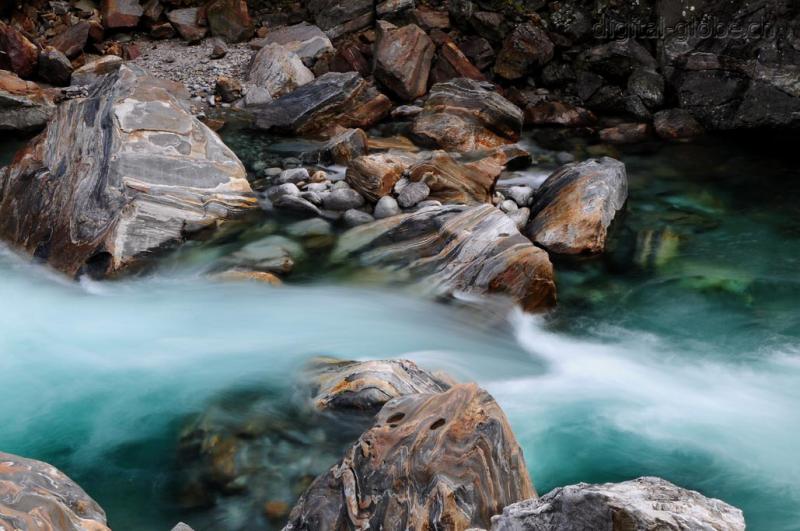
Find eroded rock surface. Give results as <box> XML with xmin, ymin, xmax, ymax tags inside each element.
<box><xmin>0</xmin><ymin>451</ymin><xmax>110</xmax><ymax>531</ymax></box>
<box><xmin>345</xmin><ymin>152</ymin><xmax>417</xmax><ymax>202</ymax></box>
<box><xmin>0</xmin><ymin>64</ymin><xmax>255</xmax><ymax>277</ymax></box>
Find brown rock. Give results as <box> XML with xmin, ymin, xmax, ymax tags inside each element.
<box><xmin>49</xmin><ymin>21</ymin><xmax>90</xmax><ymax>59</ymax></box>
<box><xmin>37</xmin><ymin>46</ymin><xmax>73</xmax><ymax>86</ymax></box>
<box><xmin>330</xmin><ymin>39</ymin><xmax>370</xmax><ymax>76</ymax></box>
<box><xmin>494</xmin><ymin>22</ymin><xmax>554</xmax><ymax>80</ymax></box>
<box><xmin>373</xmin><ymin>22</ymin><xmax>434</xmax><ymax>101</ymax></box>
<box><xmin>524</xmin><ymin>100</ymin><xmax>596</xmax><ymax>127</ymax></box>
<box><xmin>412</xmin><ymin>6</ymin><xmax>450</xmax><ymax>31</ymax></box>
<box><xmin>213</xmin><ymin>269</ymin><xmax>282</xmax><ymax>285</ymax></box>
<box><xmin>284</xmin><ymin>384</ymin><xmax>536</xmax><ymax>531</ymax></box>
<box><xmin>167</xmin><ymin>8</ymin><xmax>207</xmax><ymax>43</ymax></box>
<box><xmin>527</xmin><ymin>157</ymin><xmax>628</xmax><ymax>255</ymax></box>
<box><xmin>142</xmin><ymin>0</ymin><xmax>164</xmax><ymax>24</ymax></box>
<box><xmin>151</xmin><ymin>21</ymin><xmax>176</xmax><ymax>40</ymax></box>
<box><xmin>408</xmin><ymin>150</ymin><xmax>498</xmax><ymax>204</ymax></box>
<box><xmin>598</xmin><ymin>122</ymin><xmax>651</xmax><ymax>144</ymax></box>
<box><xmin>0</xmin><ymin>69</ymin><xmax>57</xmax><ymax>132</ymax></box>
<box><xmin>215</xmin><ymin>75</ymin><xmax>242</xmax><ymax>102</ymax></box>
<box><xmin>0</xmin><ymin>21</ymin><xmax>39</xmax><ymax>79</ymax></box>
<box><xmin>70</xmin><ymin>54</ymin><xmax>123</xmax><ymax>85</ymax></box>
<box><xmin>345</xmin><ymin>152</ymin><xmax>417</xmax><ymax>202</ymax></box>
<box><xmin>430</xmin><ymin>39</ymin><xmax>485</xmax><ymax>84</ymax></box>
<box><xmin>653</xmin><ymin>109</ymin><xmax>705</xmax><ymax>140</ymax></box>
<box><xmin>101</xmin><ymin>0</ymin><xmax>143</xmax><ymax>29</ymax></box>
<box><xmin>459</xmin><ymin>36</ymin><xmax>495</xmax><ymax>71</ymax></box>
<box><xmin>206</xmin><ymin>0</ymin><xmax>253</xmax><ymax>43</ymax></box>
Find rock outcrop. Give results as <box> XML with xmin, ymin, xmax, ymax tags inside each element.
<box><xmin>373</xmin><ymin>22</ymin><xmax>435</xmax><ymax>101</ymax></box>
<box><xmin>284</xmin><ymin>383</ymin><xmax>536</xmax><ymax>530</ymax></box>
<box><xmin>0</xmin><ymin>69</ymin><xmax>56</xmax><ymax>131</ymax></box>
<box><xmin>412</xmin><ymin>78</ymin><xmax>523</xmax><ymax>153</ymax></box>
<box><xmin>526</xmin><ymin>158</ymin><xmax>628</xmax><ymax>255</ymax></box>
<box><xmin>0</xmin><ymin>65</ymin><xmax>255</xmax><ymax>277</ymax></box>
<box><xmin>247</xmin><ymin>43</ymin><xmax>315</xmax><ymax>98</ymax></box>
<box><xmin>0</xmin><ymin>451</ymin><xmax>110</xmax><ymax>531</ymax></box>
<box><xmin>333</xmin><ymin>204</ymin><xmax>557</xmax><ymax>312</ymax></box>
<box><xmin>490</xmin><ymin>477</ymin><xmax>745</xmax><ymax>531</ymax></box>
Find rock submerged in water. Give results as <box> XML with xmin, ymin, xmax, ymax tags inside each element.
<box><xmin>526</xmin><ymin>157</ymin><xmax>628</xmax><ymax>255</ymax></box>
<box><xmin>0</xmin><ymin>451</ymin><xmax>110</xmax><ymax>531</ymax></box>
<box><xmin>284</xmin><ymin>383</ymin><xmax>535</xmax><ymax>531</ymax></box>
<box><xmin>333</xmin><ymin>204</ymin><xmax>557</xmax><ymax>312</ymax></box>
<box><xmin>490</xmin><ymin>477</ymin><xmax>745</xmax><ymax>531</ymax></box>
<box><xmin>0</xmin><ymin>64</ymin><xmax>255</xmax><ymax>278</ymax></box>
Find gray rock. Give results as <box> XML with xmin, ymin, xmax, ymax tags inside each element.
<box><xmin>266</xmin><ymin>183</ymin><xmax>301</xmax><ymax>201</ymax></box>
<box><xmin>264</xmin><ymin>167</ymin><xmax>283</xmax><ymax>178</ymax></box>
<box><xmin>500</xmin><ymin>199</ymin><xmax>518</xmax><ymax>213</ymax></box>
<box><xmin>490</xmin><ymin>477</ymin><xmax>745</xmax><ymax>531</ymax></box>
<box><xmin>277</xmin><ymin>167</ymin><xmax>310</xmax><ymax>184</ymax></box>
<box><xmin>285</xmin><ymin>217</ymin><xmax>332</xmax><ymax>238</ymax></box>
<box><xmin>257</xmin><ymin>22</ymin><xmax>334</xmax><ymax>65</ymax></box>
<box><xmin>300</xmin><ymin>191</ymin><xmax>323</xmax><ymax>206</ymax></box>
<box><xmin>373</xmin><ymin>196</ymin><xmax>401</xmax><ymax>219</ymax></box>
<box><xmin>0</xmin><ymin>70</ymin><xmax>56</xmax><ymax>132</ymax></box>
<box><xmin>555</xmin><ymin>151</ymin><xmax>575</xmax><ymax>164</ymax></box>
<box><xmin>248</xmin><ymin>43</ymin><xmax>315</xmax><ymax>99</ymax></box>
<box><xmin>322</xmin><ymin>188</ymin><xmax>366</xmax><ymax>210</ymax></box>
<box><xmin>332</xmin><ymin>180</ymin><xmax>351</xmax><ymax>190</ymax></box>
<box><xmin>397</xmin><ymin>181</ymin><xmax>430</xmax><ymax>208</ymax></box>
<box><xmin>343</xmin><ymin>208</ymin><xmax>375</xmax><ymax>227</ymax></box>
<box><xmin>272</xmin><ymin>195</ymin><xmax>322</xmax><ymax>217</ymax></box>
<box><xmin>170</xmin><ymin>524</ymin><xmax>195</xmax><ymax>531</ymax></box>
<box><xmin>306</xmin><ymin>0</ymin><xmax>373</xmax><ymax>39</ymax></box>
<box><xmin>229</xmin><ymin>235</ymin><xmax>304</xmax><ymax>274</ymax></box>
<box><xmin>506</xmin><ymin>186</ymin><xmax>534</xmax><ymax>207</ymax></box>
<box><xmin>37</xmin><ymin>47</ymin><xmax>73</xmax><ymax>86</ymax></box>
<box><xmin>627</xmin><ymin>68</ymin><xmax>665</xmax><ymax>109</ymax></box>
<box><xmin>507</xmin><ymin>207</ymin><xmax>530</xmax><ymax>231</ymax></box>
<box><xmin>242</xmin><ymin>85</ymin><xmax>272</xmax><ymax>107</ymax></box>
<box><xmin>394</xmin><ymin>177</ymin><xmax>410</xmax><ymax>194</ymax></box>
<box><xmin>70</xmin><ymin>55</ymin><xmax>123</xmax><ymax>86</ymax></box>
<box><xmin>579</xmin><ymin>39</ymin><xmax>657</xmax><ymax>82</ymax></box>
<box><xmin>305</xmin><ymin>181</ymin><xmax>330</xmax><ymax>193</ymax></box>
<box><xmin>415</xmin><ymin>199</ymin><xmax>442</xmax><ymax>209</ymax></box>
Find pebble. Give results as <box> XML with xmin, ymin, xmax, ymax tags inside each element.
<box><xmin>394</xmin><ymin>177</ymin><xmax>410</xmax><ymax>195</ymax></box>
<box><xmin>500</xmin><ymin>199</ymin><xmax>519</xmax><ymax>213</ymax></box>
<box><xmin>506</xmin><ymin>185</ymin><xmax>534</xmax><ymax>207</ymax></box>
<box><xmin>266</xmin><ymin>183</ymin><xmax>300</xmax><ymax>201</ymax></box>
<box><xmin>416</xmin><ymin>199</ymin><xmax>442</xmax><ymax>209</ymax></box>
<box><xmin>305</xmin><ymin>182</ymin><xmax>330</xmax><ymax>193</ymax></box>
<box><xmin>277</xmin><ymin>168</ymin><xmax>310</xmax><ymax>184</ymax></box>
<box><xmin>507</xmin><ymin>207</ymin><xmax>531</xmax><ymax>230</ymax></box>
<box><xmin>322</xmin><ymin>188</ymin><xmax>366</xmax><ymax>211</ymax></box>
<box><xmin>332</xmin><ymin>180</ymin><xmax>351</xmax><ymax>190</ymax></box>
<box><xmin>343</xmin><ymin>209</ymin><xmax>375</xmax><ymax>227</ymax></box>
<box><xmin>374</xmin><ymin>196</ymin><xmax>401</xmax><ymax>219</ymax></box>
<box><xmin>556</xmin><ymin>151</ymin><xmax>576</xmax><ymax>164</ymax></box>
<box><xmin>285</xmin><ymin>218</ymin><xmax>333</xmax><ymax>238</ymax></box>
<box><xmin>398</xmin><ymin>182</ymin><xmax>430</xmax><ymax>208</ymax></box>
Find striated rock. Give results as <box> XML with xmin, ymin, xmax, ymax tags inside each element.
<box><xmin>412</xmin><ymin>77</ymin><xmax>523</xmax><ymax>153</ymax></box>
<box><xmin>373</xmin><ymin>22</ymin><xmax>434</xmax><ymax>102</ymax></box>
<box><xmin>598</xmin><ymin>123</ymin><xmax>651</xmax><ymax>144</ymax></box>
<box><xmin>248</xmin><ymin>43</ymin><xmax>314</xmax><ymax>98</ymax></box>
<box><xmin>142</xmin><ymin>0</ymin><xmax>163</xmax><ymax>24</ymax></box>
<box><xmin>0</xmin><ymin>65</ymin><xmax>255</xmax><ymax>277</ymax></box>
<box><xmin>284</xmin><ymin>383</ymin><xmax>535</xmax><ymax>530</ymax></box>
<box><xmin>0</xmin><ymin>69</ymin><xmax>56</xmax><ymax>131</ymax></box>
<box><xmin>227</xmin><ymin>236</ymin><xmax>303</xmax><ymax>274</ymax></box>
<box><xmin>494</xmin><ymin>23</ymin><xmax>554</xmax><ymax>81</ymax></box>
<box><xmin>491</xmin><ymin>477</ymin><xmax>745</xmax><ymax>531</ymax></box>
<box><xmin>653</xmin><ymin>108</ymin><xmax>704</xmax><ymax>141</ymax></box>
<box><xmin>413</xmin><ymin>6</ymin><xmax>450</xmax><ymax>31</ymax></box>
<box><xmin>333</xmin><ymin>204</ymin><xmax>557</xmax><ymax>311</ymax></box>
<box><xmin>0</xmin><ymin>21</ymin><xmax>38</xmax><ymax>79</ymax></box>
<box><xmin>37</xmin><ymin>47</ymin><xmax>73</xmax><ymax>86</ymax></box>
<box><xmin>0</xmin><ymin>451</ymin><xmax>110</xmax><ymax>531</ymax></box>
<box><xmin>101</xmin><ymin>0</ymin><xmax>143</xmax><ymax>29</ymax></box>
<box><xmin>206</xmin><ymin>0</ymin><xmax>253</xmax><ymax>42</ymax></box>
<box><xmin>258</xmin><ymin>22</ymin><xmax>333</xmax><ymax>65</ymax></box>
<box><xmin>345</xmin><ymin>152</ymin><xmax>416</xmax><ymax>202</ymax></box>
<box><xmin>70</xmin><ymin>55</ymin><xmax>123</xmax><ymax>86</ymax></box>
<box><xmin>49</xmin><ymin>21</ymin><xmax>91</xmax><ymax>59</ymax></box>
<box><xmin>330</xmin><ymin>39</ymin><xmax>370</xmax><ymax>76</ymax></box>
<box><xmin>526</xmin><ymin>157</ymin><xmax>627</xmax><ymax>255</ymax></box>
<box><xmin>307</xmin><ymin>0</ymin><xmax>373</xmax><ymax>39</ymax></box>
<box><xmin>253</xmin><ymin>71</ymin><xmax>391</xmax><ymax>135</ymax></box>
<box><xmin>408</xmin><ymin>151</ymin><xmax>498</xmax><ymax>205</ymax></box>
<box><xmin>167</xmin><ymin>8</ymin><xmax>207</xmax><ymax>43</ymax></box>
<box><xmin>431</xmin><ymin>39</ymin><xmax>485</xmax><ymax>84</ymax></box>
<box><xmin>376</xmin><ymin>0</ymin><xmax>415</xmax><ymax>19</ymax></box>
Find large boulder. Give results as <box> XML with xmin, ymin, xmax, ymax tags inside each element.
<box><xmin>0</xmin><ymin>451</ymin><xmax>110</xmax><ymax>531</ymax></box>
<box><xmin>0</xmin><ymin>21</ymin><xmax>39</xmax><ymax>79</ymax></box>
<box><xmin>490</xmin><ymin>477</ymin><xmax>745</xmax><ymax>531</ymax></box>
<box><xmin>373</xmin><ymin>22</ymin><xmax>435</xmax><ymax>101</ymax></box>
<box><xmin>206</xmin><ymin>0</ymin><xmax>253</xmax><ymax>43</ymax></box>
<box><xmin>0</xmin><ymin>70</ymin><xmax>56</xmax><ymax>131</ymax></box>
<box><xmin>247</xmin><ymin>43</ymin><xmax>315</xmax><ymax>98</ymax></box>
<box><xmin>306</xmin><ymin>0</ymin><xmax>373</xmax><ymax>39</ymax></box>
<box><xmin>494</xmin><ymin>23</ymin><xmax>554</xmax><ymax>81</ymax></box>
<box><xmin>526</xmin><ymin>157</ymin><xmax>627</xmax><ymax>255</ymax></box>
<box><xmin>412</xmin><ymin>77</ymin><xmax>524</xmax><ymax>153</ymax></box>
<box><xmin>252</xmin><ymin>71</ymin><xmax>392</xmax><ymax>135</ymax></box>
<box><xmin>256</xmin><ymin>22</ymin><xmax>333</xmax><ymax>65</ymax></box>
<box><xmin>284</xmin><ymin>383</ymin><xmax>536</xmax><ymax>530</ymax></box>
<box><xmin>101</xmin><ymin>0</ymin><xmax>143</xmax><ymax>29</ymax></box>
<box><xmin>0</xmin><ymin>65</ymin><xmax>255</xmax><ymax>278</ymax></box>
<box><xmin>333</xmin><ymin>204</ymin><xmax>557</xmax><ymax>312</ymax></box>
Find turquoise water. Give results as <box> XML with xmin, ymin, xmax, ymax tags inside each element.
<box><xmin>1</xmin><ymin>134</ymin><xmax>799</xmax><ymax>530</ymax></box>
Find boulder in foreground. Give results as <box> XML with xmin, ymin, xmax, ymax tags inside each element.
<box><xmin>0</xmin><ymin>65</ymin><xmax>255</xmax><ymax>278</ymax></box>
<box><xmin>284</xmin><ymin>383</ymin><xmax>535</xmax><ymax>530</ymax></box>
<box><xmin>0</xmin><ymin>451</ymin><xmax>110</xmax><ymax>531</ymax></box>
<box><xmin>491</xmin><ymin>477</ymin><xmax>745</xmax><ymax>531</ymax></box>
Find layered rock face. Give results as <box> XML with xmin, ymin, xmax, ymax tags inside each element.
<box><xmin>373</xmin><ymin>22</ymin><xmax>435</xmax><ymax>101</ymax></box>
<box><xmin>284</xmin><ymin>383</ymin><xmax>535</xmax><ymax>530</ymax></box>
<box><xmin>0</xmin><ymin>451</ymin><xmax>110</xmax><ymax>531</ymax></box>
<box><xmin>527</xmin><ymin>157</ymin><xmax>628</xmax><ymax>255</ymax></box>
<box><xmin>0</xmin><ymin>65</ymin><xmax>255</xmax><ymax>278</ymax></box>
<box><xmin>490</xmin><ymin>477</ymin><xmax>745</xmax><ymax>531</ymax></box>
<box><xmin>333</xmin><ymin>204</ymin><xmax>557</xmax><ymax>312</ymax></box>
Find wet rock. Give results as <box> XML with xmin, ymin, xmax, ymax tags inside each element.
<box><xmin>494</xmin><ymin>23</ymin><xmax>554</xmax><ymax>81</ymax></box>
<box><xmin>307</xmin><ymin>0</ymin><xmax>373</xmax><ymax>39</ymax></box>
<box><xmin>412</xmin><ymin>77</ymin><xmax>523</xmax><ymax>153</ymax></box>
<box><xmin>373</xmin><ymin>195</ymin><xmax>401</xmax><ymax>219</ymax></box>
<box><xmin>70</xmin><ymin>54</ymin><xmax>122</xmax><ymax>86</ymax></box>
<box><xmin>151</xmin><ymin>21</ymin><xmax>176</xmax><ymax>40</ymax></box>
<box><xmin>333</xmin><ymin>204</ymin><xmax>556</xmax><ymax>311</ymax></box>
<box><xmin>272</xmin><ymin>195</ymin><xmax>322</xmax><ymax>217</ymax></box>
<box><xmin>215</xmin><ymin>75</ymin><xmax>242</xmax><ymax>103</ymax></box>
<box><xmin>0</xmin><ymin>21</ymin><xmax>38</xmax><ymax>79</ymax></box>
<box><xmin>627</xmin><ymin>68</ymin><xmax>664</xmax><ymax>109</ymax></box>
<box><xmin>167</xmin><ymin>8</ymin><xmax>207</xmax><ymax>43</ymax></box>
<box><xmin>37</xmin><ymin>47</ymin><xmax>73</xmax><ymax>86</ymax></box>
<box><xmin>653</xmin><ymin>109</ymin><xmax>704</xmax><ymax>141</ymax></box>
<box><xmin>345</xmin><ymin>152</ymin><xmax>416</xmax><ymax>202</ymax></box>
<box><xmin>598</xmin><ymin>123</ymin><xmax>651</xmax><ymax>144</ymax></box>
<box><xmin>253</xmin><ymin>71</ymin><xmax>391</xmax><ymax>135</ymax></box>
<box><xmin>206</xmin><ymin>0</ymin><xmax>253</xmax><ymax>43</ymax></box>
<box><xmin>248</xmin><ymin>43</ymin><xmax>315</xmax><ymax>99</ymax></box>
<box><xmin>373</xmin><ymin>22</ymin><xmax>434</xmax><ymax>102</ymax></box>
<box><xmin>0</xmin><ymin>69</ymin><xmax>56</xmax><ymax>132</ymax></box>
<box><xmin>343</xmin><ymin>208</ymin><xmax>374</xmax><ymax>227</ymax></box>
<box><xmin>322</xmin><ymin>188</ymin><xmax>365</xmax><ymax>211</ymax></box>
<box><xmin>527</xmin><ymin>157</ymin><xmax>627</xmax><ymax>255</ymax></box>
<box><xmin>0</xmin><ymin>451</ymin><xmax>110</xmax><ymax>531</ymax></box>
<box><xmin>408</xmin><ymin>151</ymin><xmax>498</xmax><ymax>205</ymax></box>
<box><xmin>213</xmin><ymin>269</ymin><xmax>282</xmax><ymax>285</ymax></box>
<box><xmin>397</xmin><ymin>181</ymin><xmax>430</xmax><ymax>208</ymax></box>
<box><xmin>228</xmin><ymin>235</ymin><xmax>303</xmax><ymax>274</ymax></box>
<box><xmin>284</xmin><ymin>384</ymin><xmax>536</xmax><ymax>530</ymax></box>
<box><xmin>49</xmin><ymin>21</ymin><xmax>91</xmax><ymax>59</ymax></box>
<box><xmin>170</xmin><ymin>523</ymin><xmax>195</xmax><ymax>531</ymax></box>
<box><xmin>285</xmin><ymin>217</ymin><xmax>332</xmax><ymax>239</ymax></box>
<box><xmin>491</xmin><ymin>477</ymin><xmax>745</xmax><ymax>531</ymax></box>
<box><xmin>258</xmin><ymin>22</ymin><xmax>333</xmax><ymax>66</ymax></box>
<box><xmin>579</xmin><ymin>39</ymin><xmax>657</xmax><ymax>83</ymax></box>
<box><xmin>101</xmin><ymin>0</ymin><xmax>143</xmax><ymax>29</ymax></box>
<box><xmin>0</xmin><ymin>65</ymin><xmax>255</xmax><ymax>278</ymax></box>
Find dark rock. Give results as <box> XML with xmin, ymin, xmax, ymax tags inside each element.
<box><xmin>459</xmin><ymin>36</ymin><xmax>495</xmax><ymax>71</ymax></box>
<box><xmin>330</xmin><ymin>39</ymin><xmax>370</xmax><ymax>76</ymax></box>
<box><xmin>150</xmin><ymin>21</ymin><xmax>176</xmax><ymax>40</ymax></box>
<box><xmin>627</xmin><ymin>68</ymin><xmax>664</xmax><ymax>109</ymax></box>
<box><xmin>527</xmin><ymin>157</ymin><xmax>627</xmax><ymax>255</ymax></box>
<box><xmin>273</xmin><ymin>195</ymin><xmax>322</xmax><ymax>217</ymax></box>
<box><xmin>541</xmin><ymin>62</ymin><xmax>576</xmax><ymax>87</ymax></box>
<box><xmin>167</xmin><ymin>8</ymin><xmax>207</xmax><ymax>43</ymax></box>
<box><xmin>306</xmin><ymin>0</ymin><xmax>373</xmax><ymax>39</ymax></box>
<box><xmin>517</xmin><ymin>96</ymin><xmax>596</xmax><ymax>127</ymax></box>
<box><xmin>321</xmin><ymin>187</ymin><xmax>365</xmax><ymax>211</ymax></box>
<box><xmin>598</xmin><ymin>122</ymin><xmax>651</xmax><ymax>144</ymax></box>
<box><xmin>376</xmin><ymin>0</ymin><xmax>415</xmax><ymax>20</ymax></box>
<box><xmin>494</xmin><ymin>23</ymin><xmax>554</xmax><ymax>81</ymax></box>
<box><xmin>343</xmin><ymin>208</ymin><xmax>374</xmax><ymax>227</ymax></box>
<box><xmin>0</xmin><ymin>21</ymin><xmax>39</xmax><ymax>79</ymax></box>
<box><xmin>373</xmin><ymin>22</ymin><xmax>434</xmax><ymax>102</ymax></box>
<box><xmin>248</xmin><ymin>43</ymin><xmax>314</xmax><ymax>98</ymax></box>
<box><xmin>333</xmin><ymin>204</ymin><xmax>557</xmax><ymax>311</ymax></box>
<box><xmin>101</xmin><ymin>0</ymin><xmax>143</xmax><ymax>29</ymax></box>
<box><xmin>346</xmin><ymin>152</ymin><xmax>416</xmax><ymax>202</ymax></box>
<box><xmin>253</xmin><ymin>71</ymin><xmax>391</xmax><ymax>135</ymax></box>
<box><xmin>412</xmin><ymin>6</ymin><xmax>450</xmax><ymax>31</ymax></box>
<box><xmin>0</xmin><ymin>69</ymin><xmax>56</xmax><ymax>131</ymax></box>
<box><xmin>469</xmin><ymin>11</ymin><xmax>508</xmax><ymax>42</ymax></box>
<box><xmin>491</xmin><ymin>477</ymin><xmax>745</xmax><ymax>531</ymax></box>
<box><xmin>430</xmin><ymin>38</ymin><xmax>485</xmax><ymax>84</ymax></box>
<box><xmin>0</xmin><ymin>451</ymin><xmax>110</xmax><ymax>531</ymax></box>
<box><xmin>49</xmin><ymin>21</ymin><xmax>90</xmax><ymax>59</ymax></box>
<box><xmin>579</xmin><ymin>38</ymin><xmax>657</xmax><ymax>83</ymax></box>
<box><xmin>142</xmin><ymin>0</ymin><xmax>163</xmax><ymax>24</ymax></box>
<box><xmin>397</xmin><ymin>181</ymin><xmax>429</xmax><ymax>208</ymax></box>
<box><xmin>0</xmin><ymin>65</ymin><xmax>255</xmax><ymax>278</ymax></box>
<box><xmin>37</xmin><ymin>47</ymin><xmax>72</xmax><ymax>86</ymax></box>
<box><xmin>653</xmin><ymin>108</ymin><xmax>704</xmax><ymax>141</ymax></box>
<box><xmin>206</xmin><ymin>0</ymin><xmax>253</xmax><ymax>42</ymax></box>
<box><xmin>412</xmin><ymin>77</ymin><xmax>523</xmax><ymax>153</ymax></box>
<box><xmin>209</xmin><ymin>37</ymin><xmax>227</xmax><ymax>59</ymax></box>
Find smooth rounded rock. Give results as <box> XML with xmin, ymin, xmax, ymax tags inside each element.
<box><xmin>374</xmin><ymin>196</ymin><xmax>401</xmax><ymax>219</ymax></box>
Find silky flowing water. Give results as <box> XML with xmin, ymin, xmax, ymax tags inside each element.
<box><xmin>1</xmin><ymin>132</ymin><xmax>799</xmax><ymax>531</ymax></box>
